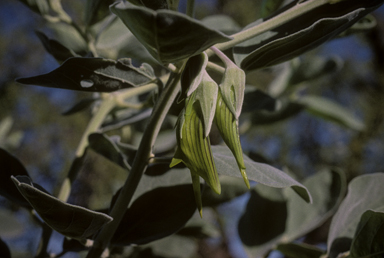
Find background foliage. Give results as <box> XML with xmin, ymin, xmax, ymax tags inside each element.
<box><xmin>1</xmin><ymin>0</ymin><xmax>384</xmax><ymax>257</ymax></box>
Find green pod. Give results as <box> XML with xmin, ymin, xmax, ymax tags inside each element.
<box><xmin>171</xmin><ymin>91</ymin><xmax>221</xmax><ymax>216</ymax></box>
<box><xmin>215</xmin><ymin>90</ymin><xmax>250</xmax><ymax>189</ymax></box>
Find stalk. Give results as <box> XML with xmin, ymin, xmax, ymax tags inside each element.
<box><xmin>86</xmin><ymin>62</ymin><xmax>186</xmax><ymax>258</ymax></box>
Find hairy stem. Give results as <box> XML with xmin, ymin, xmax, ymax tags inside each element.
<box><xmin>86</xmin><ymin>62</ymin><xmax>186</xmax><ymax>258</ymax></box>
<box><xmin>206</xmin><ymin>0</ymin><xmax>329</xmax><ymax>56</ymax></box>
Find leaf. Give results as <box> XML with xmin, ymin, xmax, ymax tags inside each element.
<box><xmin>62</xmin><ymin>98</ymin><xmax>99</xmax><ymax>116</ymax></box>
<box><xmin>201</xmin><ymin>15</ymin><xmax>241</xmax><ymax>34</ymax></box>
<box><xmin>16</xmin><ymin>57</ymin><xmax>156</xmax><ymax>92</ymax></box>
<box><xmin>85</xmin><ymin>0</ymin><xmax>115</xmax><ymax>26</ymax></box>
<box><xmin>17</xmin><ymin>0</ymin><xmax>49</xmax><ymax>16</ymax></box>
<box><xmin>297</xmin><ymin>95</ymin><xmax>365</xmax><ymax>131</ymax></box>
<box><xmin>0</xmin><ymin>238</ymin><xmax>11</xmax><ymax>258</ymax></box>
<box><xmin>87</xmin><ymin>133</ymin><xmax>131</xmax><ymax>170</ymax></box>
<box><xmin>35</xmin><ymin>31</ymin><xmax>77</xmax><ymax>63</ymax></box>
<box><xmin>212</xmin><ymin>145</ymin><xmax>312</xmax><ymax>203</ymax></box>
<box><xmin>0</xmin><ymin>209</ymin><xmax>24</xmax><ymax>238</ymax></box>
<box><xmin>233</xmin><ymin>0</ymin><xmax>384</xmax><ymax>70</ymax></box>
<box><xmin>261</xmin><ymin>0</ymin><xmax>285</xmax><ymax>18</ymax></box>
<box><xmin>350</xmin><ymin>210</ymin><xmax>384</xmax><ymax>258</ymax></box>
<box><xmin>101</xmin><ymin>108</ymin><xmax>152</xmax><ymax>132</ymax></box>
<box><xmin>0</xmin><ymin>148</ymin><xmax>32</xmax><ymax>208</ymax></box>
<box><xmin>47</xmin><ymin>22</ymin><xmax>88</xmax><ymax>54</ymax></box>
<box><xmin>202</xmin><ymin>175</ymin><xmax>250</xmax><ymax>207</ymax></box>
<box><xmin>239</xmin><ymin>185</ymin><xmax>287</xmax><ymax>256</ymax></box>
<box><xmin>276</xmin><ymin>242</ymin><xmax>325</xmax><ymax>258</ymax></box>
<box><xmin>241</xmin><ymin>89</ymin><xmax>277</xmax><ymax>114</ymax></box>
<box><xmin>111</xmin><ymin>184</ymin><xmax>197</xmax><ymax>245</ymax></box>
<box><xmin>110</xmin><ymin>1</ymin><xmax>232</xmax><ymax>64</ymax></box>
<box><xmin>11</xmin><ymin>176</ymin><xmax>112</xmax><ymax>240</ymax></box>
<box><xmin>180</xmin><ymin>53</ymin><xmax>208</xmax><ymax>97</ymax></box>
<box><xmin>327</xmin><ymin>173</ymin><xmax>384</xmax><ymax>257</ymax></box>
<box><xmin>139</xmin><ymin>235</ymin><xmax>197</xmax><ymax>258</ymax></box>
<box><xmin>251</xmin><ymin>99</ymin><xmax>304</xmax><ymax>125</ymax></box>
<box><xmin>282</xmin><ymin>169</ymin><xmax>346</xmax><ymax>242</ymax></box>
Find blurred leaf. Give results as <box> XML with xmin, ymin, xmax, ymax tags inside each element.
<box><xmin>239</xmin><ymin>185</ymin><xmax>287</xmax><ymax>257</ymax></box>
<box><xmin>339</xmin><ymin>14</ymin><xmax>377</xmax><ymax>37</ymax></box>
<box><xmin>62</xmin><ymin>238</ymin><xmax>88</xmax><ymax>253</ymax></box>
<box><xmin>350</xmin><ymin>210</ymin><xmax>384</xmax><ymax>258</ymax></box>
<box><xmin>47</xmin><ymin>22</ymin><xmax>88</xmax><ymax>54</ymax></box>
<box><xmin>327</xmin><ymin>173</ymin><xmax>384</xmax><ymax>257</ymax></box>
<box><xmin>282</xmin><ymin>169</ymin><xmax>346</xmax><ymax>241</ymax></box>
<box><xmin>261</xmin><ymin>0</ymin><xmax>285</xmax><ymax>18</ymax></box>
<box><xmin>212</xmin><ymin>145</ymin><xmax>312</xmax><ymax>203</ymax></box>
<box><xmin>242</xmin><ymin>89</ymin><xmax>277</xmax><ymax>113</ymax></box>
<box><xmin>17</xmin><ymin>57</ymin><xmax>156</xmax><ymax>92</ymax></box>
<box><xmin>94</xmin><ymin>16</ymin><xmax>157</xmax><ymax>63</ymax></box>
<box><xmin>0</xmin><ymin>148</ymin><xmax>32</xmax><ymax>208</ymax></box>
<box><xmin>112</xmin><ymin>184</ymin><xmax>196</xmax><ymax>245</ymax></box>
<box><xmin>177</xmin><ymin>218</ymin><xmax>219</xmax><ymax>239</ymax></box>
<box><xmin>0</xmin><ymin>117</ymin><xmax>23</xmax><ymax>150</ymax></box>
<box><xmin>233</xmin><ymin>0</ymin><xmax>384</xmax><ymax>70</ymax></box>
<box><xmin>101</xmin><ymin>108</ymin><xmax>153</xmax><ymax>132</ymax></box>
<box><xmin>110</xmin><ymin>2</ymin><xmax>232</xmax><ymax>64</ymax></box>
<box><xmin>17</xmin><ymin>0</ymin><xmax>49</xmax><ymax>16</ymax></box>
<box><xmin>85</xmin><ymin>0</ymin><xmax>115</xmax><ymax>26</ymax></box>
<box><xmin>0</xmin><ymin>238</ymin><xmax>11</xmax><ymax>258</ymax></box>
<box><xmin>276</xmin><ymin>242</ymin><xmax>325</xmax><ymax>258</ymax></box>
<box><xmin>139</xmin><ymin>235</ymin><xmax>197</xmax><ymax>258</ymax></box>
<box><xmin>88</xmin><ymin>133</ymin><xmax>130</xmax><ymax>170</ymax></box>
<box><xmin>0</xmin><ymin>209</ymin><xmax>24</xmax><ymax>238</ymax></box>
<box><xmin>202</xmin><ymin>176</ymin><xmax>250</xmax><ymax>207</ymax></box>
<box><xmin>201</xmin><ymin>15</ymin><xmax>241</xmax><ymax>34</ymax></box>
<box><xmin>62</xmin><ymin>97</ymin><xmax>99</xmax><ymax>116</ymax></box>
<box><xmin>251</xmin><ymin>99</ymin><xmax>304</xmax><ymax>125</ymax></box>
<box><xmin>297</xmin><ymin>95</ymin><xmax>365</xmax><ymax>131</ymax></box>
<box><xmin>35</xmin><ymin>31</ymin><xmax>77</xmax><ymax>63</ymax></box>
<box><xmin>11</xmin><ymin>176</ymin><xmax>112</xmax><ymax>240</ymax></box>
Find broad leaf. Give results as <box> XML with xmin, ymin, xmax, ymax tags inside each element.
<box><xmin>16</xmin><ymin>57</ymin><xmax>156</xmax><ymax>92</ymax></box>
<box><xmin>251</xmin><ymin>99</ymin><xmax>304</xmax><ymax>125</ymax></box>
<box><xmin>17</xmin><ymin>0</ymin><xmax>49</xmax><ymax>16</ymax></box>
<box><xmin>11</xmin><ymin>176</ymin><xmax>112</xmax><ymax>240</ymax></box>
<box><xmin>201</xmin><ymin>15</ymin><xmax>241</xmax><ymax>34</ymax></box>
<box><xmin>202</xmin><ymin>176</ymin><xmax>250</xmax><ymax>207</ymax></box>
<box><xmin>297</xmin><ymin>95</ymin><xmax>365</xmax><ymax>131</ymax></box>
<box><xmin>327</xmin><ymin>173</ymin><xmax>384</xmax><ymax>257</ymax></box>
<box><xmin>0</xmin><ymin>148</ymin><xmax>32</xmax><ymax>208</ymax></box>
<box><xmin>85</xmin><ymin>0</ymin><xmax>115</xmax><ymax>26</ymax></box>
<box><xmin>233</xmin><ymin>0</ymin><xmax>384</xmax><ymax>70</ymax></box>
<box><xmin>111</xmin><ymin>184</ymin><xmax>196</xmax><ymax>245</ymax></box>
<box><xmin>62</xmin><ymin>98</ymin><xmax>99</xmax><ymax>116</ymax></box>
<box><xmin>212</xmin><ymin>145</ymin><xmax>312</xmax><ymax>203</ymax></box>
<box><xmin>139</xmin><ymin>235</ymin><xmax>197</xmax><ymax>258</ymax></box>
<box><xmin>101</xmin><ymin>108</ymin><xmax>152</xmax><ymax>132</ymax></box>
<box><xmin>35</xmin><ymin>31</ymin><xmax>77</xmax><ymax>63</ymax></box>
<box><xmin>47</xmin><ymin>22</ymin><xmax>88</xmax><ymax>54</ymax></box>
<box><xmin>276</xmin><ymin>242</ymin><xmax>325</xmax><ymax>258</ymax></box>
<box><xmin>239</xmin><ymin>185</ymin><xmax>287</xmax><ymax>256</ymax></box>
<box><xmin>242</xmin><ymin>89</ymin><xmax>276</xmax><ymax>114</ymax></box>
<box><xmin>0</xmin><ymin>238</ymin><xmax>11</xmax><ymax>258</ymax></box>
<box><xmin>110</xmin><ymin>2</ymin><xmax>232</xmax><ymax>64</ymax></box>
<box><xmin>282</xmin><ymin>169</ymin><xmax>346</xmax><ymax>242</ymax></box>
<box><xmin>350</xmin><ymin>210</ymin><xmax>384</xmax><ymax>258</ymax></box>
<box><xmin>88</xmin><ymin>133</ymin><xmax>130</xmax><ymax>170</ymax></box>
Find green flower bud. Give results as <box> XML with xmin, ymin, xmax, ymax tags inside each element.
<box><xmin>219</xmin><ymin>65</ymin><xmax>245</xmax><ymax>120</ymax></box>
<box><xmin>215</xmin><ymin>89</ymin><xmax>250</xmax><ymax>189</ymax></box>
<box><xmin>171</xmin><ymin>87</ymin><xmax>220</xmax><ymax>217</ymax></box>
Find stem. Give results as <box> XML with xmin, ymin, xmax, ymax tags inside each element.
<box><xmin>57</xmin><ymin>83</ymin><xmax>158</xmax><ymax>202</ymax></box>
<box><xmin>86</xmin><ymin>62</ymin><xmax>186</xmax><ymax>258</ymax></box>
<box><xmin>206</xmin><ymin>0</ymin><xmax>329</xmax><ymax>56</ymax></box>
<box><xmin>186</xmin><ymin>0</ymin><xmax>195</xmax><ymax>17</ymax></box>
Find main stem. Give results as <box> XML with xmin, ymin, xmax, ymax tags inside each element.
<box><xmin>86</xmin><ymin>63</ymin><xmax>185</xmax><ymax>258</ymax></box>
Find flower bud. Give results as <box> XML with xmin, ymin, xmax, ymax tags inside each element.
<box><xmin>171</xmin><ymin>87</ymin><xmax>220</xmax><ymax>217</ymax></box>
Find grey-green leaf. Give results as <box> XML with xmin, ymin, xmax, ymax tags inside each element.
<box><xmin>35</xmin><ymin>31</ymin><xmax>77</xmax><ymax>63</ymax></box>
<box><xmin>17</xmin><ymin>0</ymin><xmax>49</xmax><ymax>16</ymax></box>
<box><xmin>282</xmin><ymin>169</ymin><xmax>346</xmax><ymax>242</ymax></box>
<box><xmin>16</xmin><ymin>57</ymin><xmax>156</xmax><ymax>92</ymax></box>
<box><xmin>62</xmin><ymin>98</ymin><xmax>99</xmax><ymax>116</ymax></box>
<box><xmin>233</xmin><ymin>0</ymin><xmax>384</xmax><ymax>70</ymax></box>
<box><xmin>11</xmin><ymin>176</ymin><xmax>112</xmax><ymax>240</ymax></box>
<box><xmin>276</xmin><ymin>242</ymin><xmax>325</xmax><ymax>258</ymax></box>
<box><xmin>350</xmin><ymin>210</ymin><xmax>384</xmax><ymax>258</ymax></box>
<box><xmin>297</xmin><ymin>95</ymin><xmax>365</xmax><ymax>131</ymax></box>
<box><xmin>212</xmin><ymin>145</ymin><xmax>312</xmax><ymax>203</ymax></box>
<box><xmin>327</xmin><ymin>173</ymin><xmax>384</xmax><ymax>257</ymax></box>
<box><xmin>261</xmin><ymin>0</ymin><xmax>285</xmax><ymax>18</ymax></box>
<box><xmin>110</xmin><ymin>1</ymin><xmax>232</xmax><ymax>64</ymax></box>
